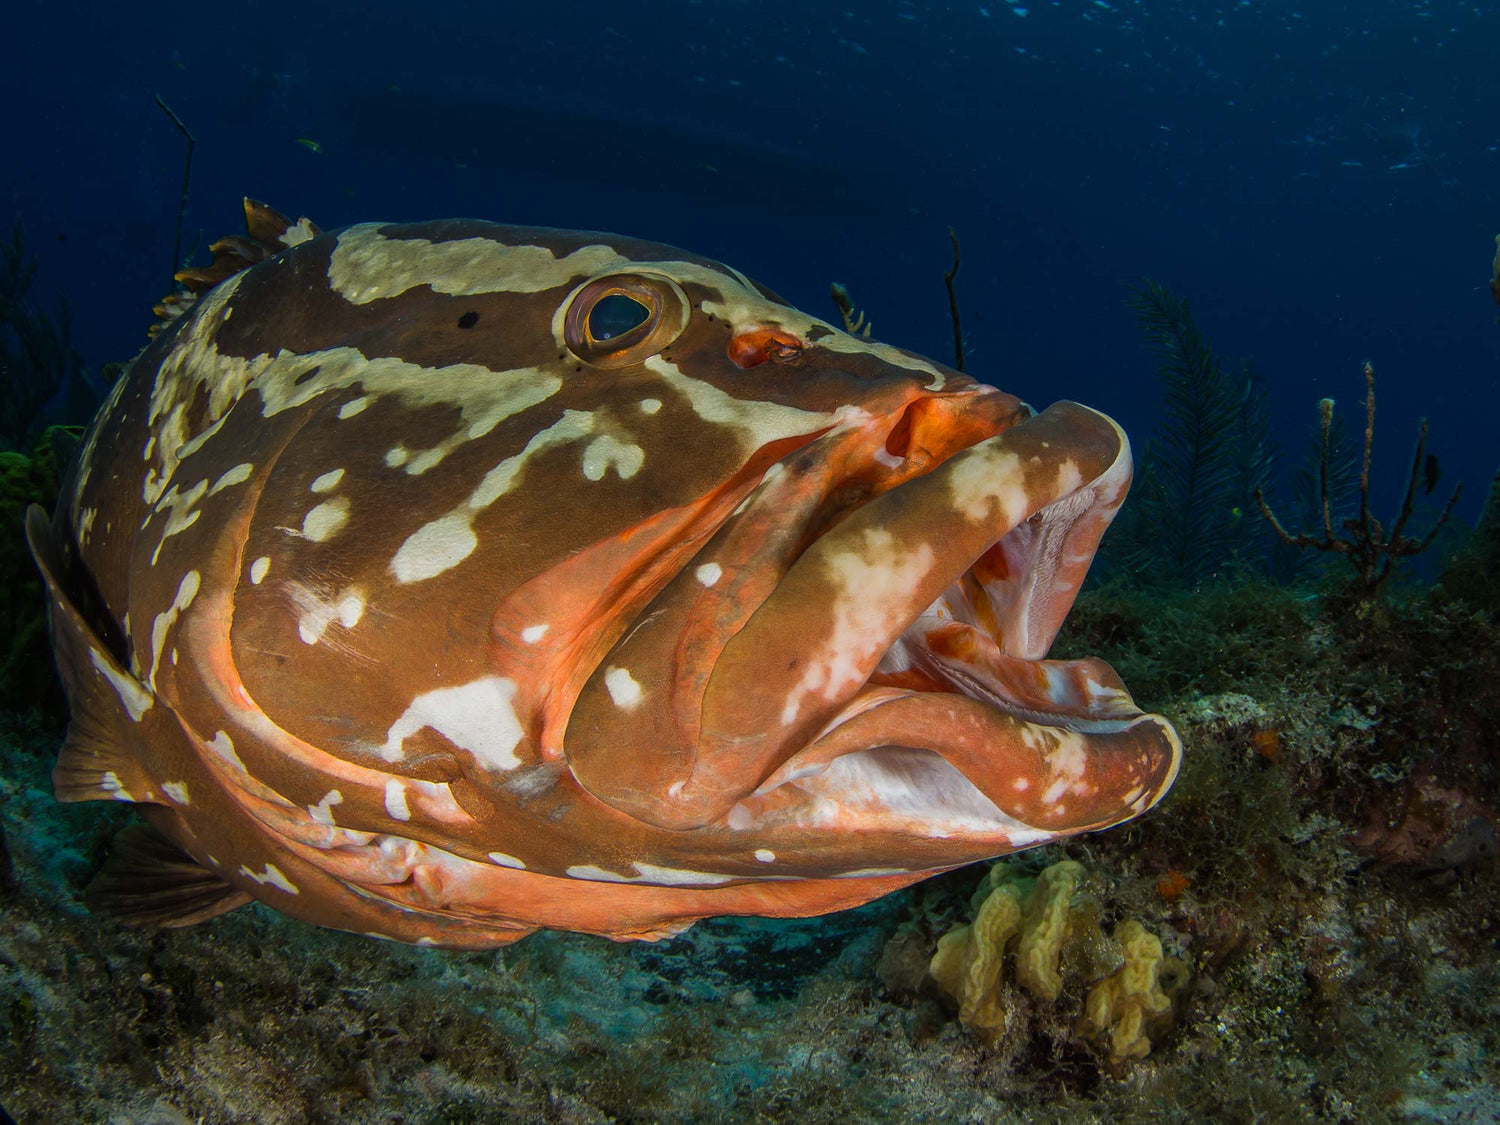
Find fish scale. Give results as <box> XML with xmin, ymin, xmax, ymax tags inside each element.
<box><xmin>26</xmin><ymin>199</ymin><xmax>1181</xmax><ymax>947</ymax></box>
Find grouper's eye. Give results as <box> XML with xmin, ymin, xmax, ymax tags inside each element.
<box><xmin>562</xmin><ymin>273</ymin><xmax>689</xmax><ymax>368</ymax></box>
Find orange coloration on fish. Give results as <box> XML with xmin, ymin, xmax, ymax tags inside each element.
<box><xmin>26</xmin><ymin>200</ymin><xmax>1181</xmax><ymax>948</ymax></box>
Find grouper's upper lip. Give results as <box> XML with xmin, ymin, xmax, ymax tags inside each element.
<box><xmin>694</xmin><ymin>388</ymin><xmax>1124</xmax><ymax>731</ymax></box>
<box><xmin>779</xmin><ymin>391</ymin><xmax>1107</xmax><ymax>673</ymax></box>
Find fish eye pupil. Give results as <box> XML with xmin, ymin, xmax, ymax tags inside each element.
<box><xmin>457</xmin><ymin>311</ymin><xmax>479</xmax><ymax>329</ymax></box>
<box><xmin>589</xmin><ymin>294</ymin><xmax>651</xmax><ymax>341</ymax></box>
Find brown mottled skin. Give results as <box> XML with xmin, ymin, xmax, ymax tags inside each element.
<box><xmin>27</xmin><ymin>205</ymin><xmax>1180</xmax><ymax>947</ymax></box>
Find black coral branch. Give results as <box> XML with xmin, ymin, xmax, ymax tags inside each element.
<box><xmin>1255</xmin><ymin>361</ymin><xmax>1462</xmax><ymax>599</ymax></box>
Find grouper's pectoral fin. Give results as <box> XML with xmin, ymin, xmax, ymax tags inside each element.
<box><xmin>24</xmin><ymin>504</ymin><xmax>159</xmax><ymax>804</ymax></box>
<box><xmin>85</xmin><ymin>821</ymin><xmax>252</xmax><ymax>928</ymax></box>
<box><xmin>27</xmin><ymin>506</ymin><xmax>250</xmax><ymax>928</ymax></box>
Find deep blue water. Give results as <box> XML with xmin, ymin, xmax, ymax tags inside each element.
<box><xmin>6</xmin><ymin>0</ymin><xmax>1497</xmax><ymax>524</ymax></box>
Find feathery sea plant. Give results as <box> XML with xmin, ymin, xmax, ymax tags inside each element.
<box><xmin>1438</xmin><ymin>468</ymin><xmax>1499</xmax><ymax>612</ymax></box>
<box><xmin>1110</xmin><ymin>280</ymin><xmax>1274</xmax><ymax>586</ymax></box>
<box><xmin>1228</xmin><ymin>356</ymin><xmax>1277</xmax><ymax>564</ymax></box>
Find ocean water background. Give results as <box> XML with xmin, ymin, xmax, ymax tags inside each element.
<box><xmin>4</xmin><ymin>0</ymin><xmax>1497</xmax><ymax>523</ymax></box>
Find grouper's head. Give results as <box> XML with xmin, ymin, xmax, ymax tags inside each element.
<box><xmin>338</xmin><ymin>222</ymin><xmax>1186</xmax><ymax>860</ymax></box>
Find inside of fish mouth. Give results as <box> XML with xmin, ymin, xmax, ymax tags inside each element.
<box><xmin>873</xmin><ymin>608</ymin><xmax>1112</xmax><ymax>726</ymax></box>
<box><xmin>868</xmin><ymin>507</ymin><xmax>1119</xmax><ymax>724</ymax></box>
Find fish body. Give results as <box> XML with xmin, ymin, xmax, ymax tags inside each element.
<box><xmin>27</xmin><ymin>202</ymin><xmax>1180</xmax><ymax>947</ymax></box>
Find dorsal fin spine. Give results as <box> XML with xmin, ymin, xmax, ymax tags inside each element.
<box><xmin>150</xmin><ymin>199</ymin><xmax>322</xmax><ymax>336</ymax></box>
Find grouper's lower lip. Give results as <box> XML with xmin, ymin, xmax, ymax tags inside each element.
<box><xmin>734</xmin><ymin>629</ymin><xmax>1182</xmax><ymax>847</ymax></box>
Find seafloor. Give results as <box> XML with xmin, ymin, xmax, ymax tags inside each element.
<box><xmin>1</xmin><ymin>566</ymin><xmax>1496</xmax><ymax>1123</ymax></box>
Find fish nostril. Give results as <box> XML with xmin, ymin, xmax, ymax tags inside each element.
<box><xmin>727</xmin><ymin>327</ymin><xmax>803</xmax><ymax>369</ymax></box>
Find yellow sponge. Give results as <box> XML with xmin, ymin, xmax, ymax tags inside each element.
<box><xmin>927</xmin><ymin>859</ymin><xmax>1184</xmax><ymax>1063</ymax></box>
<box><xmin>1014</xmin><ymin>860</ymin><xmax>1084</xmax><ymax>1001</ymax></box>
<box><xmin>1080</xmin><ymin>920</ymin><xmax>1175</xmax><ymax>1064</ymax></box>
<box><xmin>929</xmin><ymin>877</ymin><xmax>1025</xmax><ymax>1045</ymax></box>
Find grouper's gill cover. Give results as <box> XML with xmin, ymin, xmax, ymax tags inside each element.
<box><xmin>26</xmin><ymin>200</ymin><xmax>1181</xmax><ymax>947</ymax></box>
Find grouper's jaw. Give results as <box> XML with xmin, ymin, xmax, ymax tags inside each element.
<box><xmin>567</xmin><ymin>392</ymin><xmax>1181</xmax><ymax>850</ymax></box>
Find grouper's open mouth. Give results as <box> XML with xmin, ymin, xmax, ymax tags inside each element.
<box><xmin>566</xmin><ymin>388</ymin><xmax>1181</xmax><ymax>856</ymax></box>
